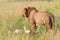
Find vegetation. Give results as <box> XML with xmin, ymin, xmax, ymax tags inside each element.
<box><xmin>55</xmin><ymin>3</ymin><xmax>60</xmax><ymax>9</ymax></box>
<box><xmin>8</xmin><ymin>0</ymin><xmax>53</xmax><ymax>2</ymax></box>
<box><xmin>0</xmin><ymin>1</ymin><xmax>60</xmax><ymax>40</ymax></box>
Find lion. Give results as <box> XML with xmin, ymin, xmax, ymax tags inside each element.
<box><xmin>22</xmin><ymin>7</ymin><xmax>55</xmax><ymax>34</ymax></box>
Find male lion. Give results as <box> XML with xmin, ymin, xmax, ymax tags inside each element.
<box><xmin>22</xmin><ymin>7</ymin><xmax>55</xmax><ymax>34</ymax></box>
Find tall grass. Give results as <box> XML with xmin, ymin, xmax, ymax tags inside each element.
<box><xmin>0</xmin><ymin>2</ymin><xmax>60</xmax><ymax>40</ymax></box>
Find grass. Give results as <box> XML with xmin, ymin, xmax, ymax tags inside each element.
<box><xmin>0</xmin><ymin>1</ymin><xmax>60</xmax><ymax>40</ymax></box>
<box><xmin>55</xmin><ymin>2</ymin><xmax>60</xmax><ymax>9</ymax></box>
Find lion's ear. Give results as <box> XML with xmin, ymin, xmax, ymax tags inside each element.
<box><xmin>24</xmin><ymin>8</ymin><xmax>28</xmax><ymax>12</ymax></box>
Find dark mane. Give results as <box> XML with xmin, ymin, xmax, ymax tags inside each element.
<box><xmin>27</xmin><ymin>7</ymin><xmax>38</xmax><ymax>17</ymax></box>
<box><xmin>28</xmin><ymin>7</ymin><xmax>38</xmax><ymax>13</ymax></box>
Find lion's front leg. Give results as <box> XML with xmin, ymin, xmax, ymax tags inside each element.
<box><xmin>29</xmin><ymin>19</ymin><xmax>36</xmax><ymax>35</ymax></box>
<box><xmin>30</xmin><ymin>24</ymin><xmax>36</xmax><ymax>35</ymax></box>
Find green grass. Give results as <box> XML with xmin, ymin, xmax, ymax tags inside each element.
<box><xmin>0</xmin><ymin>10</ymin><xmax>60</xmax><ymax>40</ymax></box>
<box><xmin>0</xmin><ymin>2</ymin><xmax>60</xmax><ymax>40</ymax></box>
<box><xmin>55</xmin><ymin>2</ymin><xmax>60</xmax><ymax>9</ymax></box>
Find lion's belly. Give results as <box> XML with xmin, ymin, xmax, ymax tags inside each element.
<box><xmin>33</xmin><ymin>13</ymin><xmax>49</xmax><ymax>26</ymax></box>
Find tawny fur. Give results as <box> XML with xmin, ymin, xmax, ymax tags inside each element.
<box><xmin>22</xmin><ymin>7</ymin><xmax>55</xmax><ymax>34</ymax></box>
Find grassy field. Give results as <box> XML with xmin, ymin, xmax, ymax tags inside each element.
<box><xmin>0</xmin><ymin>1</ymin><xmax>60</xmax><ymax>40</ymax></box>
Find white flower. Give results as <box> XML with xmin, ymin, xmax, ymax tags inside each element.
<box><xmin>24</xmin><ymin>26</ymin><xmax>30</xmax><ymax>34</ymax></box>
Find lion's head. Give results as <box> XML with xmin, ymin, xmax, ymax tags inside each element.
<box><xmin>22</xmin><ymin>7</ymin><xmax>38</xmax><ymax>17</ymax></box>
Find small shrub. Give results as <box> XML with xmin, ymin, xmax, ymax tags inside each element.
<box><xmin>55</xmin><ymin>3</ymin><xmax>60</xmax><ymax>9</ymax></box>
<box><xmin>45</xmin><ymin>7</ymin><xmax>56</xmax><ymax>14</ymax></box>
<box><xmin>17</xmin><ymin>16</ymin><xmax>31</xmax><ymax>30</ymax></box>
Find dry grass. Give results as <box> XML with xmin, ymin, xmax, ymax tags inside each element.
<box><xmin>0</xmin><ymin>1</ymin><xmax>60</xmax><ymax>40</ymax></box>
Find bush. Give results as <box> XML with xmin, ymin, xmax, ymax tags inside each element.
<box><xmin>55</xmin><ymin>3</ymin><xmax>60</xmax><ymax>9</ymax></box>
<box><xmin>17</xmin><ymin>16</ymin><xmax>31</xmax><ymax>30</ymax></box>
<box><xmin>45</xmin><ymin>7</ymin><xmax>56</xmax><ymax>14</ymax></box>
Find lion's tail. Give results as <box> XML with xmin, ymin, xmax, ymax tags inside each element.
<box><xmin>49</xmin><ymin>15</ymin><xmax>55</xmax><ymax>29</ymax></box>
